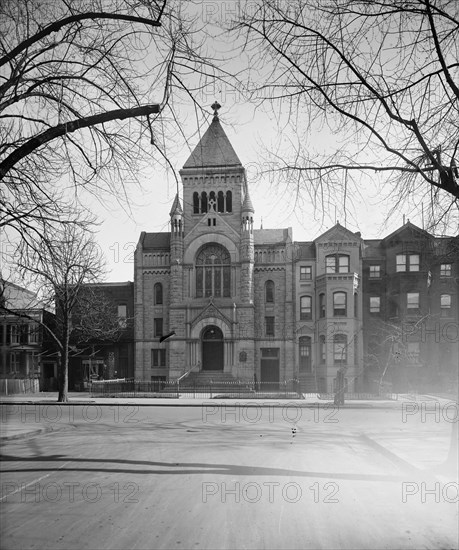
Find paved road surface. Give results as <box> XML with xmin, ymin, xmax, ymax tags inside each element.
<box><xmin>1</xmin><ymin>404</ymin><xmax>457</xmax><ymax>549</ymax></box>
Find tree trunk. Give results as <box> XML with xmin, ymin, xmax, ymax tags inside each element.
<box><xmin>57</xmin><ymin>355</ymin><xmax>69</xmax><ymax>402</ymax></box>
<box><xmin>57</xmin><ymin>329</ymin><xmax>69</xmax><ymax>402</ymax></box>
<box><xmin>378</xmin><ymin>349</ymin><xmax>393</xmax><ymax>396</ymax></box>
<box><xmin>334</xmin><ymin>369</ymin><xmax>345</xmax><ymax>406</ymax></box>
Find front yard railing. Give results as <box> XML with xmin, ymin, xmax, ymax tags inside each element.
<box><xmin>89</xmin><ymin>379</ymin><xmax>398</xmax><ymax>400</ymax></box>
<box><xmin>89</xmin><ymin>379</ymin><xmax>304</xmax><ymax>399</ymax></box>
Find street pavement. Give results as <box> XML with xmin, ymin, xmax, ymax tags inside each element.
<box><xmin>0</xmin><ymin>392</ymin><xmax>401</xmax><ymax>441</ymax></box>
<box><xmin>0</xmin><ymin>395</ymin><xmax>458</xmax><ymax>549</ymax></box>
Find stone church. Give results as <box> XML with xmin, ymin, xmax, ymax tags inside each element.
<box><xmin>133</xmin><ymin>104</ymin><xmax>365</xmax><ymax>393</ymax></box>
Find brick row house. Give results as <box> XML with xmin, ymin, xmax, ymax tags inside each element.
<box><xmin>67</xmin><ymin>282</ymin><xmax>135</xmax><ymax>390</ymax></box>
<box><xmin>0</xmin><ymin>280</ymin><xmax>58</xmax><ymax>389</ymax></box>
<box><xmin>362</xmin><ymin>226</ymin><xmax>458</xmax><ymax>392</ymax></box>
<box><xmin>133</xmin><ymin>106</ymin><xmax>458</xmax><ymax>393</ymax></box>
<box><xmin>0</xmin><ymin>279</ymin><xmax>135</xmax><ymax>391</ymax></box>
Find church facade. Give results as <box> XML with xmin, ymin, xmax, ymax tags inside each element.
<box><xmin>133</xmin><ymin>107</ymin><xmax>458</xmax><ymax>394</ymax></box>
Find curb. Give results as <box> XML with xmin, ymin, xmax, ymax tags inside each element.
<box><xmin>1</xmin><ymin>399</ymin><xmax>403</xmax><ymax>409</ymax></box>
<box><xmin>0</xmin><ymin>423</ymin><xmax>72</xmax><ymax>442</ymax></box>
<box><xmin>360</xmin><ymin>433</ymin><xmax>457</xmax><ymax>483</ymax></box>
<box><xmin>0</xmin><ymin>425</ymin><xmax>54</xmax><ymax>442</ymax></box>
<box><xmin>359</xmin><ymin>433</ymin><xmax>422</xmax><ymax>474</ymax></box>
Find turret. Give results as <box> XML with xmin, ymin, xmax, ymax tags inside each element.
<box><xmin>241</xmin><ymin>187</ymin><xmax>255</xmax><ymax>234</ymax></box>
<box><xmin>240</xmin><ymin>187</ymin><xmax>255</xmax><ymax>303</ymax></box>
<box><xmin>169</xmin><ymin>193</ymin><xmax>184</xmax><ymax>304</ymax></box>
<box><xmin>170</xmin><ymin>193</ymin><xmax>184</xmax><ymax>238</ymax></box>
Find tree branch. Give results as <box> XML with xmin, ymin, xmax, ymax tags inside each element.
<box><xmin>0</xmin><ymin>12</ymin><xmax>161</xmax><ymax>68</ymax></box>
<box><xmin>0</xmin><ymin>104</ymin><xmax>160</xmax><ymax>180</ymax></box>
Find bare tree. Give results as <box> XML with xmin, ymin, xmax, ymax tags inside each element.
<box><xmin>1</xmin><ymin>224</ymin><xmax>109</xmax><ymax>402</ymax></box>
<box><xmin>364</xmin><ymin>314</ymin><xmax>433</xmax><ymax>394</ymax></box>
<box><xmin>0</xmin><ymin>0</ymin><xmax>228</xmax><ymax>244</ymax></box>
<box><xmin>71</xmin><ymin>286</ymin><xmax>127</xmax><ymax>345</ymax></box>
<box><xmin>234</xmin><ymin>0</ymin><xmax>459</xmax><ymax>231</ymax></box>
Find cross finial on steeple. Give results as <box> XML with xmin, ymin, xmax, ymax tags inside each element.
<box><xmin>211</xmin><ymin>101</ymin><xmax>221</xmax><ymax>120</ymax></box>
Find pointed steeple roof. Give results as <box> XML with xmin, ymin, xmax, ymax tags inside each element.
<box><xmin>183</xmin><ymin>103</ymin><xmax>242</xmax><ymax>169</ymax></box>
<box><xmin>242</xmin><ymin>189</ymin><xmax>255</xmax><ymax>213</ymax></box>
<box><xmin>169</xmin><ymin>193</ymin><xmax>183</xmax><ymax>216</ymax></box>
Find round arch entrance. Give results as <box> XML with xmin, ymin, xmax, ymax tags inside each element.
<box><xmin>201</xmin><ymin>325</ymin><xmax>224</xmax><ymax>371</ymax></box>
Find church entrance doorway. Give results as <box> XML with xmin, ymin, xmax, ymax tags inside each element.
<box><xmin>260</xmin><ymin>348</ymin><xmax>280</xmax><ymax>389</ymax></box>
<box><xmin>202</xmin><ymin>326</ymin><xmax>224</xmax><ymax>371</ymax></box>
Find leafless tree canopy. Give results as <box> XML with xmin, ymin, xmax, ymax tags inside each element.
<box><xmin>71</xmin><ymin>287</ymin><xmax>127</xmax><ymax>344</ymax></box>
<box><xmin>1</xmin><ymin>222</ymin><xmax>129</xmax><ymax>401</ymax></box>
<box><xmin>0</xmin><ymin>0</ymin><xmax>225</xmax><ymax>242</ymax></box>
<box><xmin>12</xmin><ymin>223</ymin><xmax>110</xmax><ymax>401</ymax></box>
<box><xmin>235</xmin><ymin>0</ymin><xmax>459</xmax><ymax>231</ymax></box>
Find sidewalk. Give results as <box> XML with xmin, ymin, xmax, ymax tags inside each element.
<box><xmin>1</xmin><ymin>390</ymin><xmax>456</xmax><ymax>408</ymax></box>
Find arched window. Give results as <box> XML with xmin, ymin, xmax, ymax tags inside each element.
<box><xmin>299</xmin><ymin>336</ymin><xmax>312</xmax><ymax>372</ymax></box>
<box><xmin>217</xmin><ymin>191</ymin><xmax>225</xmax><ymax>212</ymax></box>
<box><xmin>300</xmin><ymin>296</ymin><xmax>312</xmax><ymax>320</ymax></box>
<box><xmin>333</xmin><ymin>292</ymin><xmax>347</xmax><ymax>316</ymax></box>
<box><xmin>193</xmin><ymin>192</ymin><xmax>199</xmax><ymax>214</ymax></box>
<box><xmin>209</xmin><ymin>191</ymin><xmax>216</xmax><ymax>211</ymax></box>
<box><xmin>201</xmin><ymin>191</ymin><xmax>208</xmax><ymax>213</ymax></box>
<box><xmin>265</xmin><ymin>280</ymin><xmax>274</xmax><ymax>303</ymax></box>
<box><xmin>196</xmin><ymin>244</ymin><xmax>231</xmax><ymax>298</ymax></box>
<box><xmin>154</xmin><ymin>283</ymin><xmax>163</xmax><ymax>305</ymax></box>
<box><xmin>333</xmin><ymin>334</ymin><xmax>347</xmax><ymax>365</ymax></box>
<box><xmin>226</xmin><ymin>191</ymin><xmax>232</xmax><ymax>212</ymax></box>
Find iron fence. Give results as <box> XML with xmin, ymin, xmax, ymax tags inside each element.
<box><xmin>89</xmin><ymin>379</ymin><xmax>398</xmax><ymax>400</ymax></box>
<box><xmin>317</xmin><ymin>392</ymin><xmax>398</xmax><ymax>401</ymax></box>
<box><xmin>90</xmin><ymin>378</ymin><xmax>305</xmax><ymax>399</ymax></box>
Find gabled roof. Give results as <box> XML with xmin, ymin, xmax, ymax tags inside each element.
<box><xmin>190</xmin><ymin>299</ymin><xmax>233</xmax><ymax>330</ymax></box>
<box><xmin>314</xmin><ymin>222</ymin><xmax>361</xmax><ymax>243</ymax></box>
<box><xmin>182</xmin><ymin>116</ymin><xmax>242</xmax><ymax>169</ymax></box>
<box><xmin>141</xmin><ymin>232</ymin><xmax>170</xmax><ymax>250</ymax></box>
<box><xmin>381</xmin><ymin>221</ymin><xmax>433</xmax><ymax>243</ymax></box>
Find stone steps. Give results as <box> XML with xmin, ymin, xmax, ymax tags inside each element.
<box><xmin>299</xmin><ymin>373</ymin><xmax>319</xmax><ymax>393</ymax></box>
